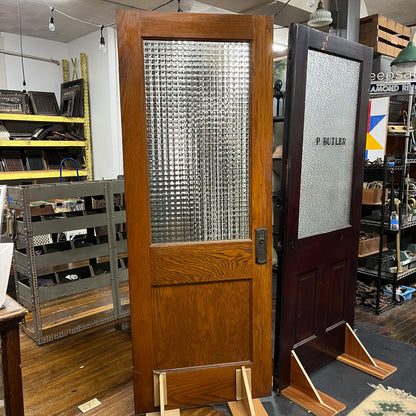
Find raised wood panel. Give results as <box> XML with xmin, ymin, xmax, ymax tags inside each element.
<box><xmin>150</xmin><ymin>241</ymin><xmax>252</xmax><ymax>286</ymax></box>
<box><xmin>165</xmin><ymin>365</ymin><xmax>248</xmax><ymax>408</ymax></box>
<box><xmin>326</xmin><ymin>260</ymin><xmax>348</xmax><ymax>328</ymax></box>
<box><xmin>294</xmin><ymin>270</ymin><xmax>318</xmax><ymax>344</ymax></box>
<box><xmin>153</xmin><ymin>280</ymin><xmax>251</xmax><ymax>369</ymax></box>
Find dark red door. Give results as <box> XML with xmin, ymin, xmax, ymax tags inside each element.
<box><xmin>275</xmin><ymin>24</ymin><xmax>373</xmax><ymax>390</ymax></box>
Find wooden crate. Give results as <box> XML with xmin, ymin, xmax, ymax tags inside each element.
<box><xmin>358</xmin><ymin>235</ymin><xmax>387</xmax><ymax>258</ymax></box>
<box><xmin>362</xmin><ymin>188</ymin><xmax>388</xmax><ymax>205</ymax></box>
<box><xmin>360</xmin><ymin>14</ymin><xmax>411</xmax><ymax>58</ymax></box>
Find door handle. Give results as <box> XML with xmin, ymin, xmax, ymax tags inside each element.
<box><xmin>255</xmin><ymin>228</ymin><xmax>267</xmax><ymax>264</ymax></box>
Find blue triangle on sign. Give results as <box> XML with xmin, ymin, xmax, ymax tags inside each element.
<box><xmin>369</xmin><ymin>114</ymin><xmax>386</xmax><ymax>132</ymax></box>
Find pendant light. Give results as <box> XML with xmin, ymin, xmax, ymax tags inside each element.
<box><xmin>48</xmin><ymin>7</ymin><xmax>56</xmax><ymax>32</ymax></box>
<box><xmin>307</xmin><ymin>1</ymin><xmax>333</xmax><ymax>27</ymax></box>
<box><xmin>390</xmin><ymin>41</ymin><xmax>416</xmax><ymax>79</ymax></box>
<box><xmin>99</xmin><ymin>25</ymin><xmax>106</xmax><ymax>53</ymax></box>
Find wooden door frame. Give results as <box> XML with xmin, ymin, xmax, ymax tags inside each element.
<box><xmin>274</xmin><ymin>24</ymin><xmax>373</xmax><ymax>391</ymax></box>
<box><xmin>117</xmin><ymin>11</ymin><xmax>273</xmax><ymax>413</ymax></box>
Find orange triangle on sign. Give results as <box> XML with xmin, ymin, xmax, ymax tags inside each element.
<box><xmin>366</xmin><ymin>133</ymin><xmax>384</xmax><ymax>150</ymax></box>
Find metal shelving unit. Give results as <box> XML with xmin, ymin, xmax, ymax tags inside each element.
<box><xmin>6</xmin><ymin>180</ymin><xmax>128</xmax><ymax>344</ymax></box>
<box><xmin>0</xmin><ymin>53</ymin><xmax>93</xmax><ymax>182</ymax></box>
<box><xmin>358</xmin><ymin>80</ymin><xmax>415</xmax><ymax>314</ymax></box>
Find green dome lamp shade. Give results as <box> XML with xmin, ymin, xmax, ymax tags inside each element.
<box><xmin>307</xmin><ymin>1</ymin><xmax>333</xmax><ymax>27</ymax></box>
<box><xmin>390</xmin><ymin>41</ymin><xmax>416</xmax><ymax>79</ymax></box>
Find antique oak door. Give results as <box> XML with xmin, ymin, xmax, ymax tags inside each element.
<box><xmin>117</xmin><ymin>11</ymin><xmax>273</xmax><ymax>414</ymax></box>
<box><xmin>276</xmin><ymin>25</ymin><xmax>372</xmax><ymax>390</ymax></box>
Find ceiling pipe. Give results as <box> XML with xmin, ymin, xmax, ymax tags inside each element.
<box><xmin>0</xmin><ymin>48</ymin><xmax>60</xmax><ymax>66</ymax></box>
<box><xmin>330</xmin><ymin>0</ymin><xmax>360</xmax><ymax>42</ymax></box>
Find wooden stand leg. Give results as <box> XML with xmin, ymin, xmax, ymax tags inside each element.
<box><xmin>228</xmin><ymin>366</ymin><xmax>268</xmax><ymax>416</ymax></box>
<box><xmin>281</xmin><ymin>351</ymin><xmax>346</xmax><ymax>416</ymax></box>
<box><xmin>146</xmin><ymin>372</ymin><xmax>180</xmax><ymax>416</ymax></box>
<box><xmin>337</xmin><ymin>323</ymin><xmax>397</xmax><ymax>379</ymax></box>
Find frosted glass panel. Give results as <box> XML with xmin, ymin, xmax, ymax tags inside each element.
<box><xmin>298</xmin><ymin>50</ymin><xmax>360</xmax><ymax>239</ymax></box>
<box><xmin>143</xmin><ymin>40</ymin><xmax>250</xmax><ymax>243</ymax></box>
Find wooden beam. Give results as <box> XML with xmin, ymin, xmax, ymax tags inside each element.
<box><xmin>337</xmin><ymin>323</ymin><xmax>397</xmax><ymax>379</ymax></box>
<box><xmin>281</xmin><ymin>351</ymin><xmax>345</xmax><ymax>416</ymax></box>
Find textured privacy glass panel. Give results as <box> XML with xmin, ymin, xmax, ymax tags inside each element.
<box><xmin>143</xmin><ymin>40</ymin><xmax>250</xmax><ymax>243</ymax></box>
<box><xmin>298</xmin><ymin>50</ymin><xmax>360</xmax><ymax>239</ymax></box>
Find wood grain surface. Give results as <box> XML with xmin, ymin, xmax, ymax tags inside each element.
<box><xmin>150</xmin><ymin>241</ymin><xmax>252</xmax><ymax>286</ymax></box>
<box><xmin>117</xmin><ymin>10</ymin><xmax>273</xmax><ymax>413</ymax></box>
<box><xmin>20</xmin><ymin>324</ymin><xmax>134</xmax><ymax>416</ymax></box>
<box><xmin>153</xmin><ymin>280</ymin><xmax>251</xmax><ymax>369</ymax></box>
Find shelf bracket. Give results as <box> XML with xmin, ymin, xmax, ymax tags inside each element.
<box><xmin>337</xmin><ymin>323</ymin><xmax>397</xmax><ymax>379</ymax></box>
<box><xmin>281</xmin><ymin>351</ymin><xmax>345</xmax><ymax>416</ymax></box>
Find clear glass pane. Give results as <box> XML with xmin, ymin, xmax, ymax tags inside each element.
<box><xmin>143</xmin><ymin>40</ymin><xmax>250</xmax><ymax>243</ymax></box>
<box><xmin>298</xmin><ymin>50</ymin><xmax>360</xmax><ymax>239</ymax></box>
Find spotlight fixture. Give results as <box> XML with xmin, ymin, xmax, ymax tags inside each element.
<box><xmin>307</xmin><ymin>1</ymin><xmax>333</xmax><ymax>27</ymax></box>
<box><xmin>99</xmin><ymin>25</ymin><xmax>106</xmax><ymax>53</ymax></box>
<box><xmin>48</xmin><ymin>7</ymin><xmax>56</xmax><ymax>32</ymax></box>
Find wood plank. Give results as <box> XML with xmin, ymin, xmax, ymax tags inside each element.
<box><xmin>337</xmin><ymin>354</ymin><xmax>397</xmax><ymax>379</ymax></box>
<box><xmin>282</xmin><ymin>386</ymin><xmax>345</xmax><ymax>416</ymax></box>
<box><xmin>355</xmin><ymin>296</ymin><xmax>416</xmax><ymax>346</ymax></box>
<box><xmin>24</xmin><ymin>281</ymin><xmax>129</xmax><ymax>333</ymax></box>
<box><xmin>137</xmin><ymin>12</ymin><xmax>253</xmax><ymax>40</ymax></box>
<box><xmin>117</xmin><ymin>9</ymin><xmax>155</xmax><ymax>412</ymax></box>
<box><xmin>336</xmin><ymin>323</ymin><xmax>397</xmax><ymax>379</ymax></box>
<box><xmin>228</xmin><ymin>399</ymin><xmax>268</xmax><ymax>416</ymax></box>
<box><xmin>181</xmin><ymin>407</ymin><xmax>226</xmax><ymax>416</ymax></box>
<box><xmin>164</xmin><ymin>365</ymin><xmax>251</xmax><ymax>409</ymax></box>
<box><xmin>20</xmin><ymin>324</ymin><xmax>134</xmax><ymax>416</ymax></box>
<box><xmin>281</xmin><ymin>351</ymin><xmax>345</xmax><ymax>416</ymax></box>
<box><xmin>150</xmin><ymin>241</ymin><xmax>252</xmax><ymax>286</ymax></box>
<box><xmin>343</xmin><ymin>323</ymin><xmax>376</xmax><ymax>366</ymax></box>
<box><xmin>249</xmin><ymin>13</ymin><xmax>274</xmax><ymax>400</ymax></box>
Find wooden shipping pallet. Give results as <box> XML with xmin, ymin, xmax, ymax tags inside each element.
<box><xmin>360</xmin><ymin>14</ymin><xmax>411</xmax><ymax>58</ymax></box>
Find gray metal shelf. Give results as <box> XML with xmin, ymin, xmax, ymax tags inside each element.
<box><xmin>7</xmin><ymin>179</ymin><xmax>129</xmax><ymax>344</ymax></box>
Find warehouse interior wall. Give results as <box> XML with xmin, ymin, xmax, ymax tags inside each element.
<box><xmin>0</xmin><ymin>36</ymin><xmax>6</xmax><ymax>88</ymax></box>
<box><xmin>0</xmin><ymin>32</ymin><xmax>67</xmax><ymax>99</ymax></box>
<box><xmin>68</xmin><ymin>27</ymin><xmax>123</xmax><ymax>180</ymax></box>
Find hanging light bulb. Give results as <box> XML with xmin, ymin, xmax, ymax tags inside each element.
<box><xmin>48</xmin><ymin>7</ymin><xmax>56</xmax><ymax>32</ymax></box>
<box><xmin>99</xmin><ymin>25</ymin><xmax>106</xmax><ymax>53</ymax></box>
<box><xmin>307</xmin><ymin>1</ymin><xmax>333</xmax><ymax>27</ymax></box>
